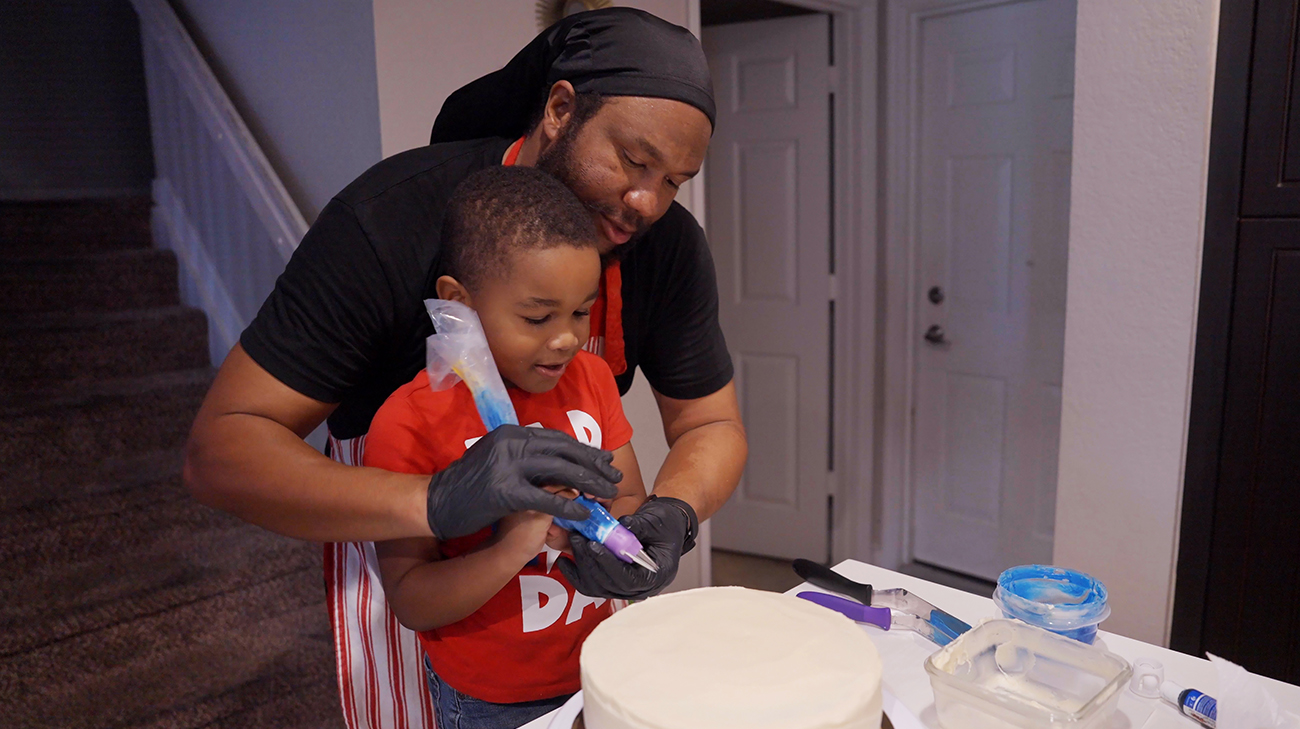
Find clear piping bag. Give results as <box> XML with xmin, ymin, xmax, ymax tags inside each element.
<box><xmin>424</xmin><ymin>299</ymin><xmax>657</xmax><ymax>572</ymax></box>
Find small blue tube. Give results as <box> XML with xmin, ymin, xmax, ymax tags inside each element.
<box><xmin>1182</xmin><ymin>690</ymin><xmax>1217</xmax><ymax>728</ymax></box>
<box><xmin>1162</xmin><ymin>682</ymin><xmax>1216</xmax><ymax>728</ymax></box>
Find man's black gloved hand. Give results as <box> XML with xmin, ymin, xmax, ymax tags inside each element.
<box><xmin>425</xmin><ymin>424</ymin><xmax>622</xmax><ymax>540</ymax></box>
<box><xmin>556</xmin><ymin>496</ymin><xmax>699</xmax><ymax>600</ymax></box>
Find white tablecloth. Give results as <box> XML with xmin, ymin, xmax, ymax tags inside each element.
<box><xmin>520</xmin><ymin>560</ymin><xmax>1300</xmax><ymax>728</ymax></box>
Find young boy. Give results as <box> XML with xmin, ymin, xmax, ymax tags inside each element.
<box><xmin>363</xmin><ymin>166</ymin><xmax>645</xmax><ymax>728</ymax></box>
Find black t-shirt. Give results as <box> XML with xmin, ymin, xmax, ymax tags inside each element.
<box><xmin>240</xmin><ymin>137</ymin><xmax>733</xmax><ymax>440</ymax></box>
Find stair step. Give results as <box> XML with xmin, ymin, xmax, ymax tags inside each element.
<box><xmin>0</xmin><ymin>494</ymin><xmax>318</xmax><ymax>654</ymax></box>
<box><xmin>0</xmin><ymin>368</ymin><xmax>213</xmax><ymax>476</ymax></box>
<box><xmin>1</xmin><ymin>535</ymin><xmax>338</xmax><ymax>728</ymax></box>
<box><xmin>0</xmin><ymin>306</ymin><xmax>209</xmax><ymax>390</ymax></box>
<box><xmin>0</xmin><ymin>464</ymin><xmax>182</xmax><ymax>542</ymax></box>
<box><xmin>0</xmin><ymin>248</ymin><xmax>180</xmax><ymax>314</ymax></box>
<box><xmin>0</xmin><ymin>197</ymin><xmax>152</xmax><ymax>255</ymax></box>
<box><xmin>0</xmin><ymin>448</ymin><xmax>184</xmax><ymax>510</ymax></box>
<box><xmin>0</xmin><ymin>197</ymin><xmax>340</xmax><ymax>728</ymax></box>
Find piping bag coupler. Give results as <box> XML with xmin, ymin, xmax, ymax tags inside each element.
<box><xmin>423</xmin><ymin>299</ymin><xmax>656</xmax><ymax>571</ymax></box>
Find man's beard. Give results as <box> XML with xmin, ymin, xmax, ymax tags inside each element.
<box><xmin>537</xmin><ymin>127</ymin><xmax>648</xmax><ymax>262</ymax></box>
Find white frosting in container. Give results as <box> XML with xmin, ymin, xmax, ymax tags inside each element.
<box><xmin>580</xmin><ymin>587</ymin><xmax>883</xmax><ymax>729</ymax></box>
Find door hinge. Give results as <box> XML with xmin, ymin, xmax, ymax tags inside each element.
<box><xmin>828</xmin><ymin>274</ymin><xmax>839</xmax><ymax>301</ymax></box>
<box><xmin>827</xmin><ymin>65</ymin><xmax>841</xmax><ymax>93</ymax></box>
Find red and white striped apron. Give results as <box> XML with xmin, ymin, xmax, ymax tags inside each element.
<box><xmin>325</xmin><ymin>433</ymin><xmax>437</xmax><ymax>729</ymax></box>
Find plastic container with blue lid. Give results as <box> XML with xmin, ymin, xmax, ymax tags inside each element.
<box><xmin>993</xmin><ymin>565</ymin><xmax>1111</xmax><ymax>644</ymax></box>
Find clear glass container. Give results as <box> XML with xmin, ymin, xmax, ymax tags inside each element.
<box><xmin>924</xmin><ymin>619</ymin><xmax>1132</xmax><ymax>729</ymax></box>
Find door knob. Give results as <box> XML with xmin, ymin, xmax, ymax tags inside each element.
<box><xmin>924</xmin><ymin>325</ymin><xmax>948</xmax><ymax>345</ymax></box>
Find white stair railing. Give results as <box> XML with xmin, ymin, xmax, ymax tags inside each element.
<box><xmin>131</xmin><ymin>0</ymin><xmax>308</xmax><ymax>367</ymax></box>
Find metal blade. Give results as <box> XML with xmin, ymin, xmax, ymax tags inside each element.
<box><xmin>628</xmin><ymin>549</ymin><xmax>659</xmax><ymax>573</ymax></box>
<box><xmin>872</xmin><ymin>588</ymin><xmax>970</xmax><ymax>643</ymax></box>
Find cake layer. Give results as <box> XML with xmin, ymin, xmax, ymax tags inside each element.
<box><xmin>581</xmin><ymin>587</ymin><xmax>883</xmax><ymax>729</ymax></box>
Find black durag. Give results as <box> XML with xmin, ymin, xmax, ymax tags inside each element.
<box><xmin>429</xmin><ymin>7</ymin><xmax>715</xmax><ymax>145</ymax></box>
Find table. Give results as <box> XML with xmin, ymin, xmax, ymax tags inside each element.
<box><xmin>521</xmin><ymin>560</ymin><xmax>1300</xmax><ymax>728</ymax></box>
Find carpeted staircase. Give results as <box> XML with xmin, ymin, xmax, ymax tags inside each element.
<box><xmin>0</xmin><ymin>198</ymin><xmax>343</xmax><ymax>728</ymax></box>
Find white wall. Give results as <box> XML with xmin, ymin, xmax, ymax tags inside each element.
<box><xmin>170</xmin><ymin>0</ymin><xmax>383</xmax><ymax>221</ymax></box>
<box><xmin>1054</xmin><ymin>0</ymin><xmax>1219</xmax><ymax>645</ymax></box>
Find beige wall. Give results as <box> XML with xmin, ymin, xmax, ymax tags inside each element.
<box><xmin>171</xmin><ymin>0</ymin><xmax>382</xmax><ymax>221</ymax></box>
<box><xmin>1055</xmin><ymin>0</ymin><xmax>1219</xmax><ymax>645</ymax></box>
<box><xmin>372</xmin><ymin>0</ymin><xmax>692</xmax><ymax>158</ymax></box>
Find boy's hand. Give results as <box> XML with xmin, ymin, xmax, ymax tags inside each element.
<box><xmin>544</xmin><ymin>524</ymin><xmax>572</xmax><ymax>553</ymax></box>
<box><xmin>496</xmin><ymin>510</ymin><xmax>554</xmax><ymax>561</ymax></box>
<box><xmin>425</xmin><ymin>425</ymin><xmax>622</xmax><ymax>540</ymax></box>
<box><xmin>541</xmin><ymin>486</ymin><xmax>579</xmax><ymax>553</ymax></box>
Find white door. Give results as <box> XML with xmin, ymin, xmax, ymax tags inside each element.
<box><xmin>703</xmin><ymin>15</ymin><xmax>832</xmax><ymax>561</ymax></box>
<box><xmin>911</xmin><ymin>0</ymin><xmax>1076</xmax><ymax>580</ymax></box>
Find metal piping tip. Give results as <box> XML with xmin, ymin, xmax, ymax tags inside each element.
<box><xmin>628</xmin><ymin>550</ymin><xmax>660</xmax><ymax>573</ymax></box>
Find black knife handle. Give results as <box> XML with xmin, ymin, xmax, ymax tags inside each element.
<box><xmin>792</xmin><ymin>559</ymin><xmax>873</xmax><ymax>605</ymax></box>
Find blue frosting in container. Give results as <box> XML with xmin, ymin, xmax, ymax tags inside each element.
<box><xmin>993</xmin><ymin>565</ymin><xmax>1111</xmax><ymax>644</ymax></box>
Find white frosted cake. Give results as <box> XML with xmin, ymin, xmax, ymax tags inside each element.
<box><xmin>580</xmin><ymin>587</ymin><xmax>883</xmax><ymax>729</ymax></box>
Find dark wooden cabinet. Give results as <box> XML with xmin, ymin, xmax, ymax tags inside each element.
<box><xmin>1243</xmin><ymin>0</ymin><xmax>1300</xmax><ymax>214</ymax></box>
<box><xmin>1200</xmin><ymin>222</ymin><xmax>1300</xmax><ymax>678</ymax></box>
<box><xmin>1174</xmin><ymin>0</ymin><xmax>1300</xmax><ymax>682</ymax></box>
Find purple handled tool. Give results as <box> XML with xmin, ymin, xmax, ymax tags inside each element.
<box><xmin>798</xmin><ymin>591</ymin><xmax>891</xmax><ymax>629</ymax></box>
<box><xmin>793</xmin><ymin>559</ymin><xmax>970</xmax><ymax>647</ymax></box>
<box><xmin>797</xmin><ymin>591</ymin><xmax>951</xmax><ymax>645</ymax></box>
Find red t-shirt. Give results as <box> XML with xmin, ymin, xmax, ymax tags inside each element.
<box><xmin>363</xmin><ymin>351</ymin><xmax>634</xmax><ymax>703</ymax></box>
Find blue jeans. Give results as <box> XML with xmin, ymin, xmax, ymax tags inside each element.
<box><xmin>423</xmin><ymin>656</ymin><xmax>572</xmax><ymax>729</ymax></box>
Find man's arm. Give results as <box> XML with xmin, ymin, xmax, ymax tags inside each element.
<box><xmin>650</xmin><ymin>381</ymin><xmax>747</xmax><ymax>520</ymax></box>
<box><xmin>185</xmin><ymin>344</ymin><xmax>433</xmax><ymax>542</ymax></box>
<box><xmin>188</xmin><ymin>345</ymin><xmax>622</xmax><ymax>543</ymax></box>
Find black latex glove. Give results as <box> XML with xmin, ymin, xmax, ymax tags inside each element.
<box><xmin>556</xmin><ymin>496</ymin><xmax>698</xmax><ymax>600</ymax></box>
<box><xmin>425</xmin><ymin>424</ymin><xmax>622</xmax><ymax>540</ymax></box>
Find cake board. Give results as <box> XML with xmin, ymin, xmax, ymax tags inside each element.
<box><xmin>546</xmin><ymin>687</ymin><xmax>921</xmax><ymax>729</ymax></box>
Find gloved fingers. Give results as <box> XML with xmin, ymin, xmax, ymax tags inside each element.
<box><xmin>507</xmin><ymin>484</ymin><xmax>594</xmax><ymax>521</ymax></box>
<box><xmin>556</xmin><ymin>556</ymin><xmax>603</xmax><ymax>597</ymax></box>
<box><xmin>643</xmin><ymin>540</ymin><xmax>681</xmax><ymax>569</ymax></box>
<box><xmin>583</xmin><ymin>539</ymin><xmax>656</xmax><ymax>586</ymax></box>
<box><xmin>619</xmin><ymin>506</ymin><xmax>686</xmax><ymax>542</ymax></box>
<box><xmin>522</xmin><ymin>456</ymin><xmax>620</xmax><ymax>500</ymax></box>
<box><xmin>618</xmin><ymin>512</ymin><xmax>661</xmax><ymax>532</ymax></box>
<box><xmin>558</xmin><ymin>533</ymin><xmax>629</xmax><ymax>599</ymax></box>
<box><xmin>558</xmin><ymin>537</ymin><xmax>670</xmax><ymax>600</ymax></box>
<box><xmin>426</xmin><ymin>472</ymin><xmax>494</xmax><ymax>540</ymax></box>
<box><xmin>521</xmin><ymin>429</ymin><xmax>624</xmax><ymax>483</ymax></box>
<box><xmin>573</xmin><ymin>532</ymin><xmax>645</xmax><ymax>576</ymax></box>
<box><xmin>471</xmin><ymin>422</ymin><xmax>527</xmax><ymax>448</ymax></box>
<box><xmin>617</xmin><ymin>510</ymin><xmax>683</xmax><ymax>587</ymax></box>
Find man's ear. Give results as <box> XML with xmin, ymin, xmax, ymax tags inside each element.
<box><xmin>435</xmin><ymin>275</ymin><xmax>473</xmax><ymax>307</ymax></box>
<box><xmin>539</xmin><ymin>80</ymin><xmax>578</xmax><ymax>146</ymax></box>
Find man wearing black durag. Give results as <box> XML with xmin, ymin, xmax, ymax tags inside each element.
<box><xmin>185</xmin><ymin>9</ymin><xmax>746</xmax><ymax>728</ymax></box>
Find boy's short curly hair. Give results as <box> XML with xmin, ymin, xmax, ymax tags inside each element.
<box><xmin>440</xmin><ymin>166</ymin><xmax>597</xmax><ymax>291</ymax></box>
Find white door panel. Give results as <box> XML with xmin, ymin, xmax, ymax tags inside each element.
<box><xmin>911</xmin><ymin>0</ymin><xmax>1075</xmax><ymax>580</ymax></box>
<box><xmin>704</xmin><ymin>15</ymin><xmax>830</xmax><ymax>561</ymax></box>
